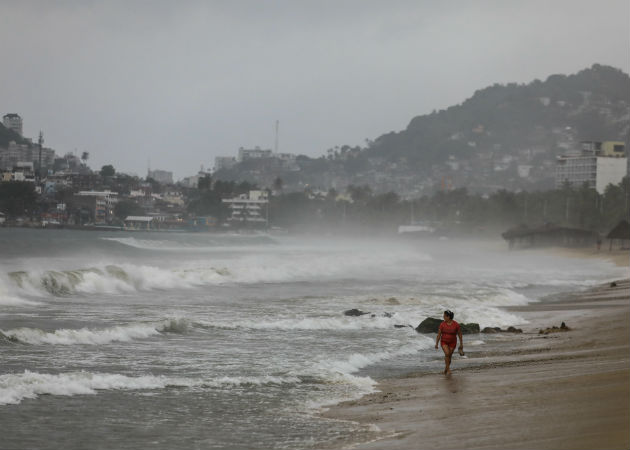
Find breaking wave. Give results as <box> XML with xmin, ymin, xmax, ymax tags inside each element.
<box><xmin>198</xmin><ymin>314</ymin><xmax>406</xmax><ymax>331</ymax></box>
<box><xmin>0</xmin><ymin>318</ymin><xmax>191</xmax><ymax>346</ymax></box>
<box><xmin>7</xmin><ymin>264</ymin><xmax>229</xmax><ymax>297</ymax></box>
<box><xmin>0</xmin><ymin>370</ymin><xmax>301</xmax><ymax>405</ymax></box>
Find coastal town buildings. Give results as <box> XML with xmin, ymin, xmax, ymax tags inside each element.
<box><xmin>555</xmin><ymin>140</ymin><xmax>627</xmax><ymax>194</ymax></box>
<box><xmin>73</xmin><ymin>190</ymin><xmax>118</xmax><ymax>224</ymax></box>
<box><xmin>0</xmin><ymin>140</ymin><xmax>55</xmax><ymax>171</ymax></box>
<box><xmin>3</xmin><ymin>113</ymin><xmax>23</xmax><ymax>136</ymax></box>
<box><xmin>222</xmin><ymin>190</ymin><xmax>268</xmax><ymax>226</ymax></box>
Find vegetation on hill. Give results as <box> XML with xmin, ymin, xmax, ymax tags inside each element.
<box><xmin>215</xmin><ymin>64</ymin><xmax>630</xmax><ymax>194</ymax></box>
<box><xmin>0</xmin><ymin>123</ymin><xmax>30</xmax><ymax>148</ymax></box>
<box><xmin>367</xmin><ymin>64</ymin><xmax>630</xmax><ymax>166</ymax></box>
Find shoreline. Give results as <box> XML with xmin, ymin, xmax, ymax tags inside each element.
<box><xmin>319</xmin><ymin>251</ymin><xmax>629</xmax><ymax>450</ymax></box>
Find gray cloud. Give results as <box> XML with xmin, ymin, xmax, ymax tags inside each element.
<box><xmin>1</xmin><ymin>0</ymin><xmax>628</xmax><ymax>179</ymax></box>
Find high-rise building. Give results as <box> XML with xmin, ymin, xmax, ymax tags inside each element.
<box><xmin>556</xmin><ymin>141</ymin><xmax>627</xmax><ymax>194</ymax></box>
<box><xmin>3</xmin><ymin>113</ymin><xmax>23</xmax><ymax>136</ymax></box>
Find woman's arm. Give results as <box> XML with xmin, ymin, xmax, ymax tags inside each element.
<box><xmin>458</xmin><ymin>328</ymin><xmax>463</xmax><ymax>348</ymax></box>
<box><xmin>435</xmin><ymin>329</ymin><xmax>442</xmax><ymax>349</ymax></box>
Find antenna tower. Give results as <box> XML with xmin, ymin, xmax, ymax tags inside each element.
<box><xmin>38</xmin><ymin>131</ymin><xmax>44</xmax><ymax>183</ymax></box>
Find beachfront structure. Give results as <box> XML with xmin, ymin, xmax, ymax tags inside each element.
<box><xmin>3</xmin><ymin>113</ymin><xmax>23</xmax><ymax>136</ymax></box>
<box><xmin>555</xmin><ymin>140</ymin><xmax>627</xmax><ymax>194</ymax></box>
<box><xmin>73</xmin><ymin>190</ymin><xmax>118</xmax><ymax>224</ymax></box>
<box><xmin>123</xmin><ymin>216</ymin><xmax>158</xmax><ymax>230</ymax></box>
<box><xmin>222</xmin><ymin>190</ymin><xmax>268</xmax><ymax>226</ymax></box>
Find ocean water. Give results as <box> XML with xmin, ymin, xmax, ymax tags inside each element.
<box><xmin>0</xmin><ymin>228</ymin><xmax>626</xmax><ymax>449</ymax></box>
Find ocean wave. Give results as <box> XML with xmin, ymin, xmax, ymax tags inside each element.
<box><xmin>0</xmin><ymin>370</ymin><xmax>196</xmax><ymax>405</ymax></box>
<box><xmin>316</xmin><ymin>339</ymin><xmax>433</xmax><ymax>378</ymax></box>
<box><xmin>0</xmin><ymin>318</ymin><xmax>191</xmax><ymax>346</ymax></box>
<box><xmin>0</xmin><ymin>370</ymin><xmax>302</xmax><ymax>405</ymax></box>
<box><xmin>197</xmin><ymin>314</ymin><xmax>405</xmax><ymax>331</ymax></box>
<box><xmin>0</xmin><ymin>276</ymin><xmax>41</xmax><ymax>306</ymax></box>
<box><xmin>0</xmin><ymin>294</ymin><xmax>40</xmax><ymax>307</ymax></box>
<box><xmin>301</xmin><ymin>340</ymin><xmax>434</xmax><ymax>410</ymax></box>
<box><xmin>7</xmin><ymin>264</ymin><xmax>229</xmax><ymax>297</ymax></box>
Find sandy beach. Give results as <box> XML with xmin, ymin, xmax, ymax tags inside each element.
<box><xmin>321</xmin><ymin>249</ymin><xmax>629</xmax><ymax>450</ymax></box>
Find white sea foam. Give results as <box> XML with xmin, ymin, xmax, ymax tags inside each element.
<box><xmin>318</xmin><ymin>339</ymin><xmax>433</xmax><ymax>377</ymax></box>
<box><xmin>202</xmin><ymin>375</ymin><xmax>301</xmax><ymax>388</ymax></box>
<box><xmin>0</xmin><ymin>370</ymin><xmax>196</xmax><ymax>405</ymax></box>
<box><xmin>198</xmin><ymin>314</ymin><xmax>404</xmax><ymax>331</ymax></box>
<box><xmin>302</xmin><ymin>339</ymin><xmax>434</xmax><ymax>410</ymax></box>
<box><xmin>0</xmin><ymin>276</ymin><xmax>40</xmax><ymax>306</ymax></box>
<box><xmin>0</xmin><ymin>370</ymin><xmax>303</xmax><ymax>405</ymax></box>
<box><xmin>0</xmin><ymin>294</ymin><xmax>39</xmax><ymax>307</ymax></box>
<box><xmin>0</xmin><ymin>318</ymin><xmax>192</xmax><ymax>345</ymax></box>
<box><xmin>6</xmin><ymin>240</ymin><xmax>436</xmax><ymax>298</ymax></box>
<box><xmin>7</xmin><ymin>265</ymin><xmax>228</xmax><ymax>297</ymax></box>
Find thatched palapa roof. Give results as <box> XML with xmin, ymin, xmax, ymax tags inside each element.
<box><xmin>606</xmin><ymin>220</ymin><xmax>630</xmax><ymax>240</ymax></box>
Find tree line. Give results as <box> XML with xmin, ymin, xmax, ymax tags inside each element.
<box><xmin>265</xmin><ymin>178</ymin><xmax>629</xmax><ymax>236</ymax></box>
<box><xmin>1</xmin><ymin>173</ymin><xmax>628</xmax><ymax>236</ymax></box>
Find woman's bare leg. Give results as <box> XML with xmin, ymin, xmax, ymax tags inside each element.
<box><xmin>441</xmin><ymin>344</ymin><xmax>454</xmax><ymax>375</ymax></box>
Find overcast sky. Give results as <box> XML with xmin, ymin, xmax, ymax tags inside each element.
<box><xmin>1</xmin><ymin>1</ymin><xmax>628</xmax><ymax>179</ymax></box>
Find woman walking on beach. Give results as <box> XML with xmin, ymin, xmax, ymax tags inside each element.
<box><xmin>435</xmin><ymin>310</ymin><xmax>463</xmax><ymax>375</ymax></box>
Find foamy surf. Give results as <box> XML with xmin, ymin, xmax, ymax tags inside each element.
<box><xmin>0</xmin><ymin>371</ymin><xmax>304</xmax><ymax>405</ymax></box>
<box><xmin>0</xmin><ymin>370</ymin><xmax>196</xmax><ymax>405</ymax></box>
<box><xmin>197</xmin><ymin>314</ymin><xmax>405</xmax><ymax>331</ymax></box>
<box><xmin>0</xmin><ymin>318</ymin><xmax>192</xmax><ymax>345</ymax></box>
<box><xmin>7</xmin><ymin>264</ymin><xmax>229</xmax><ymax>297</ymax></box>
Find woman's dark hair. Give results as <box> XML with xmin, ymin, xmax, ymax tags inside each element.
<box><xmin>444</xmin><ymin>310</ymin><xmax>454</xmax><ymax>319</ymax></box>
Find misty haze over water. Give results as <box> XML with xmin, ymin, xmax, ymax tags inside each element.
<box><xmin>0</xmin><ymin>229</ymin><xmax>625</xmax><ymax>449</ymax></box>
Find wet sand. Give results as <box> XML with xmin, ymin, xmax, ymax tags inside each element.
<box><xmin>321</xmin><ymin>252</ymin><xmax>629</xmax><ymax>450</ymax></box>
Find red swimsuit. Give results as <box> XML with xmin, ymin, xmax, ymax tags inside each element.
<box><xmin>439</xmin><ymin>320</ymin><xmax>460</xmax><ymax>349</ymax></box>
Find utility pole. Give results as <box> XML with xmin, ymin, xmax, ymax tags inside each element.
<box><xmin>38</xmin><ymin>131</ymin><xmax>44</xmax><ymax>183</ymax></box>
<box><xmin>274</xmin><ymin>120</ymin><xmax>279</xmax><ymax>154</ymax></box>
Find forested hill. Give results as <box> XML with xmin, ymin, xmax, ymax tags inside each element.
<box><xmin>216</xmin><ymin>64</ymin><xmax>629</xmax><ymax>194</ymax></box>
<box><xmin>365</xmin><ymin>64</ymin><xmax>630</xmax><ymax>168</ymax></box>
<box><xmin>0</xmin><ymin>123</ymin><xmax>30</xmax><ymax>148</ymax></box>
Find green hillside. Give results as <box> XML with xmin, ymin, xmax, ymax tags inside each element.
<box><xmin>366</xmin><ymin>64</ymin><xmax>630</xmax><ymax>168</ymax></box>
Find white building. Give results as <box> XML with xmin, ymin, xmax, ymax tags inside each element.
<box><xmin>148</xmin><ymin>169</ymin><xmax>173</xmax><ymax>184</ymax></box>
<box><xmin>3</xmin><ymin>113</ymin><xmax>23</xmax><ymax>136</ymax></box>
<box><xmin>237</xmin><ymin>147</ymin><xmax>273</xmax><ymax>162</ymax></box>
<box><xmin>222</xmin><ymin>190</ymin><xmax>269</xmax><ymax>225</ymax></box>
<box><xmin>555</xmin><ymin>141</ymin><xmax>627</xmax><ymax>194</ymax></box>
